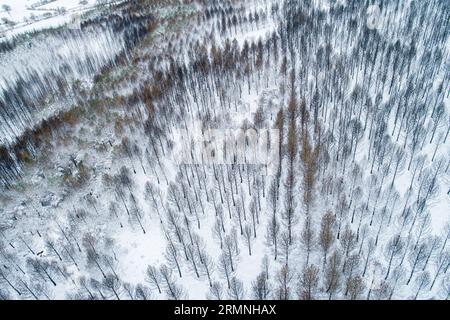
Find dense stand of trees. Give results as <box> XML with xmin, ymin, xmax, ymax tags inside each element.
<box><xmin>0</xmin><ymin>0</ymin><xmax>449</xmax><ymax>300</ymax></box>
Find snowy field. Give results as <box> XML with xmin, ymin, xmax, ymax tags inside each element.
<box><xmin>0</xmin><ymin>0</ymin><xmax>124</xmax><ymax>39</ymax></box>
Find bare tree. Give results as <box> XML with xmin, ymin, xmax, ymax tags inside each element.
<box><xmin>160</xmin><ymin>264</ymin><xmax>185</xmax><ymax>300</ymax></box>
<box><xmin>325</xmin><ymin>251</ymin><xmax>342</xmax><ymax>299</ymax></box>
<box><xmin>223</xmin><ymin>232</ymin><xmax>239</xmax><ymax>272</ymax></box>
<box><xmin>252</xmin><ymin>271</ymin><xmax>271</xmax><ymax>300</ymax></box>
<box><xmin>218</xmin><ymin>253</ymin><xmax>233</xmax><ymax>289</ymax></box>
<box><xmin>319</xmin><ymin>211</ymin><xmax>335</xmax><ymax>268</ymax></box>
<box><xmin>346</xmin><ymin>276</ymin><xmax>365</xmax><ymax>300</ymax></box>
<box><xmin>422</xmin><ymin>236</ymin><xmax>441</xmax><ymax>271</ymax></box>
<box><xmin>103</xmin><ymin>274</ymin><xmax>121</xmax><ymax>300</ymax></box>
<box><xmin>78</xmin><ymin>276</ymin><xmax>95</xmax><ymax>300</ymax></box>
<box><xmin>135</xmin><ymin>284</ymin><xmax>152</xmax><ymax>300</ymax></box>
<box><xmin>0</xmin><ymin>269</ymin><xmax>21</xmax><ymax>297</ymax></box>
<box><xmin>243</xmin><ymin>224</ymin><xmax>253</xmax><ymax>255</ymax></box>
<box><xmin>164</xmin><ymin>239</ymin><xmax>183</xmax><ymax>279</ymax></box>
<box><xmin>186</xmin><ymin>243</ymin><xmax>200</xmax><ymax>278</ymax></box>
<box><xmin>414</xmin><ymin>272</ymin><xmax>430</xmax><ymax>300</ymax></box>
<box><xmin>26</xmin><ymin>258</ymin><xmax>57</xmax><ymax>287</ymax></box>
<box><xmin>430</xmin><ymin>252</ymin><xmax>450</xmax><ymax>290</ymax></box>
<box><xmin>90</xmin><ymin>278</ymin><xmax>106</xmax><ymax>300</ymax></box>
<box><xmin>388</xmin><ymin>266</ymin><xmax>405</xmax><ymax>299</ymax></box>
<box><xmin>146</xmin><ymin>265</ymin><xmax>162</xmax><ymax>294</ymax></box>
<box><xmin>279</xmin><ymin>231</ymin><xmax>293</xmax><ymax>266</ymax></box>
<box><xmin>340</xmin><ymin>226</ymin><xmax>356</xmax><ymax>272</ymax></box>
<box><xmin>208</xmin><ymin>281</ymin><xmax>224</xmax><ymax>300</ymax></box>
<box><xmin>213</xmin><ymin>218</ymin><xmax>225</xmax><ymax>249</ymax></box>
<box><xmin>300</xmin><ymin>216</ymin><xmax>315</xmax><ymax>266</ymax></box>
<box><xmin>384</xmin><ymin>235</ymin><xmax>404</xmax><ymax>280</ymax></box>
<box><xmin>198</xmin><ymin>248</ymin><xmax>215</xmax><ymax>287</ymax></box>
<box><xmin>297</xmin><ymin>265</ymin><xmax>320</xmax><ymax>300</ymax></box>
<box><xmin>441</xmin><ymin>275</ymin><xmax>450</xmax><ymax>300</ymax></box>
<box><xmin>275</xmin><ymin>265</ymin><xmax>294</xmax><ymax>300</ymax></box>
<box><xmin>407</xmin><ymin>243</ymin><xmax>428</xmax><ymax>285</ymax></box>
<box><xmin>266</xmin><ymin>208</ymin><xmax>280</xmax><ymax>260</ymax></box>
<box><xmin>122</xmin><ymin>282</ymin><xmax>134</xmax><ymax>300</ymax></box>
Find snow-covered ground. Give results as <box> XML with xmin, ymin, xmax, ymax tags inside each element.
<box><xmin>0</xmin><ymin>0</ymin><xmax>124</xmax><ymax>39</ymax></box>
<box><xmin>0</xmin><ymin>0</ymin><xmax>449</xmax><ymax>301</ymax></box>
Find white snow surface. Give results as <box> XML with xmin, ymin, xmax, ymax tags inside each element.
<box><xmin>0</xmin><ymin>0</ymin><xmax>449</xmax><ymax>301</ymax></box>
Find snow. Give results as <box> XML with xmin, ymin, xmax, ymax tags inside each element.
<box><xmin>0</xmin><ymin>0</ymin><xmax>125</xmax><ymax>40</ymax></box>
<box><xmin>0</xmin><ymin>0</ymin><xmax>449</xmax><ymax>301</ymax></box>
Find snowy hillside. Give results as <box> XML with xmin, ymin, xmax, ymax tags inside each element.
<box><xmin>0</xmin><ymin>0</ymin><xmax>126</xmax><ymax>39</ymax></box>
<box><xmin>0</xmin><ymin>0</ymin><xmax>449</xmax><ymax>301</ymax></box>
<box><xmin>0</xmin><ymin>6</ymin><xmax>155</xmax><ymax>145</ymax></box>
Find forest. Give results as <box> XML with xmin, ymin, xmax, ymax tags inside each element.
<box><xmin>0</xmin><ymin>0</ymin><xmax>449</xmax><ymax>300</ymax></box>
